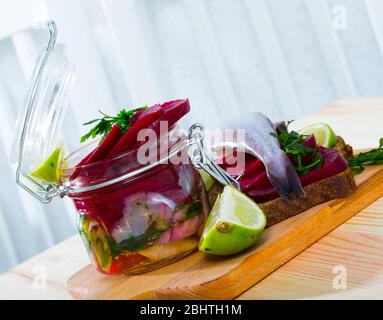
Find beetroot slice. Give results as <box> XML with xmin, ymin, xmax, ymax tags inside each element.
<box><xmin>159</xmin><ymin>99</ymin><xmax>190</xmax><ymax>126</ymax></box>
<box><xmin>69</xmin><ymin>149</ymin><xmax>96</xmax><ymax>181</ymax></box>
<box><xmin>70</xmin><ymin>124</ymin><xmax>123</xmax><ymax>181</ymax></box>
<box><xmin>105</xmin><ymin>105</ymin><xmax>163</xmax><ymax>159</ymax></box>
<box><xmin>106</xmin><ymin>99</ymin><xmax>190</xmax><ymax>158</ymax></box>
<box><xmin>85</xmin><ymin>124</ymin><xmax>123</xmax><ymax>165</ymax></box>
<box><xmin>129</xmin><ymin>107</ymin><xmax>153</xmax><ymax>126</ymax></box>
<box><xmin>144</xmin><ymin>99</ymin><xmax>190</xmax><ymax>139</ymax></box>
<box><xmin>224</xmin><ymin>136</ymin><xmax>349</xmax><ymax>203</ymax></box>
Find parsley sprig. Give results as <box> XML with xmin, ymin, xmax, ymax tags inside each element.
<box><xmin>347</xmin><ymin>138</ymin><xmax>383</xmax><ymax>174</ymax></box>
<box><xmin>80</xmin><ymin>106</ymin><xmax>147</xmax><ymax>143</ymax></box>
<box><xmin>272</xmin><ymin>121</ymin><xmax>323</xmax><ymax>175</ymax></box>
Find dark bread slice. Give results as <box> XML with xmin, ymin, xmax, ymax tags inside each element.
<box><xmin>207</xmin><ymin>136</ymin><xmax>356</xmax><ymax>227</ymax></box>
<box><xmin>334</xmin><ymin>136</ymin><xmax>353</xmax><ymax>158</ymax></box>
<box><xmin>259</xmin><ymin>168</ymin><xmax>355</xmax><ymax>227</ymax></box>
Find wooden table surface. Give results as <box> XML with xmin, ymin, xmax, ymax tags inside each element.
<box><xmin>1</xmin><ymin>97</ymin><xmax>383</xmax><ymax>300</ymax></box>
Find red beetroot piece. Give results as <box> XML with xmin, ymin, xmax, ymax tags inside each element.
<box><xmin>105</xmin><ymin>104</ymin><xmax>163</xmax><ymax>159</ymax></box>
<box><xmin>223</xmin><ymin>136</ymin><xmax>349</xmax><ymax>203</ymax></box>
<box><xmin>70</xmin><ymin>124</ymin><xmax>123</xmax><ymax>180</ymax></box>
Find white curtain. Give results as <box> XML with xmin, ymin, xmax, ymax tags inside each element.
<box><xmin>0</xmin><ymin>0</ymin><xmax>383</xmax><ymax>272</ymax></box>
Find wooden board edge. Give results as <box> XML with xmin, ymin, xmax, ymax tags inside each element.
<box><xmin>130</xmin><ymin>167</ymin><xmax>383</xmax><ymax>299</ymax></box>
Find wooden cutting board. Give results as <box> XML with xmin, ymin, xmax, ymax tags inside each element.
<box><xmin>67</xmin><ymin>164</ymin><xmax>383</xmax><ymax>300</ymax></box>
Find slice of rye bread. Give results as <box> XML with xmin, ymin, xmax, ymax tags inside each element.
<box><xmin>260</xmin><ymin>168</ymin><xmax>355</xmax><ymax>227</ymax></box>
<box><xmin>207</xmin><ymin>136</ymin><xmax>356</xmax><ymax>227</ymax></box>
<box><xmin>334</xmin><ymin>136</ymin><xmax>353</xmax><ymax>158</ymax></box>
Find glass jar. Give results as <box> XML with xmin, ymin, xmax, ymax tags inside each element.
<box><xmin>12</xmin><ymin>21</ymin><xmax>237</xmax><ymax>276</ymax></box>
<box><xmin>61</xmin><ymin>128</ymin><xmax>209</xmax><ymax>275</ymax></box>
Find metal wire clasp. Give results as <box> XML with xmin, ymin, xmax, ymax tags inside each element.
<box><xmin>15</xmin><ymin>166</ymin><xmax>66</xmax><ymax>203</ymax></box>
<box><xmin>188</xmin><ymin>124</ymin><xmax>241</xmax><ymax>190</ymax></box>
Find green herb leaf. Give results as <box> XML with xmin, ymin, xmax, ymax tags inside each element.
<box><xmin>347</xmin><ymin>139</ymin><xmax>383</xmax><ymax>174</ymax></box>
<box><xmin>114</xmin><ymin>229</ymin><xmax>165</xmax><ymax>253</ymax></box>
<box><xmin>80</xmin><ymin>106</ymin><xmax>148</xmax><ymax>143</ymax></box>
<box><xmin>272</xmin><ymin>122</ymin><xmax>323</xmax><ymax>175</ymax></box>
<box><xmin>185</xmin><ymin>200</ymin><xmax>202</xmax><ymax>219</ymax></box>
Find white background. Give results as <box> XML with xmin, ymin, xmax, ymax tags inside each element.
<box><xmin>0</xmin><ymin>0</ymin><xmax>383</xmax><ymax>272</ymax></box>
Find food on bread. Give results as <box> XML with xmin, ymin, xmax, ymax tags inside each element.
<box><xmin>207</xmin><ymin>117</ymin><xmax>357</xmax><ymax>228</ymax></box>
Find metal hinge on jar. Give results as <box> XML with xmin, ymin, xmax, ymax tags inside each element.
<box><xmin>188</xmin><ymin>123</ymin><xmax>241</xmax><ymax>190</ymax></box>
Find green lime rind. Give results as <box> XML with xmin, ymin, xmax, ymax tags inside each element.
<box><xmin>199</xmin><ymin>186</ymin><xmax>267</xmax><ymax>256</ymax></box>
<box><xmin>198</xmin><ymin>169</ymin><xmax>216</xmax><ymax>191</ymax></box>
<box><xmin>199</xmin><ymin>220</ymin><xmax>265</xmax><ymax>255</ymax></box>
<box><xmin>31</xmin><ymin>146</ymin><xmax>63</xmax><ymax>183</ymax></box>
<box><xmin>298</xmin><ymin>122</ymin><xmax>337</xmax><ymax>148</ymax></box>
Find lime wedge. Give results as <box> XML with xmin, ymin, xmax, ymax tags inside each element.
<box><xmin>298</xmin><ymin>123</ymin><xmax>337</xmax><ymax>148</ymax></box>
<box><xmin>199</xmin><ymin>185</ymin><xmax>266</xmax><ymax>256</ymax></box>
<box><xmin>31</xmin><ymin>146</ymin><xmax>64</xmax><ymax>183</ymax></box>
<box><xmin>198</xmin><ymin>169</ymin><xmax>215</xmax><ymax>191</ymax></box>
<box><xmin>89</xmin><ymin>224</ymin><xmax>112</xmax><ymax>272</ymax></box>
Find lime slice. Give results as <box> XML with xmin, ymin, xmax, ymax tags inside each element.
<box><xmin>298</xmin><ymin>123</ymin><xmax>337</xmax><ymax>148</ymax></box>
<box><xmin>31</xmin><ymin>146</ymin><xmax>64</xmax><ymax>183</ymax></box>
<box><xmin>199</xmin><ymin>185</ymin><xmax>266</xmax><ymax>256</ymax></box>
<box><xmin>198</xmin><ymin>169</ymin><xmax>215</xmax><ymax>191</ymax></box>
<box><xmin>89</xmin><ymin>224</ymin><xmax>112</xmax><ymax>272</ymax></box>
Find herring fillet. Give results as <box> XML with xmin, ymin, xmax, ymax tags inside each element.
<box><xmin>216</xmin><ymin>112</ymin><xmax>304</xmax><ymax>201</ymax></box>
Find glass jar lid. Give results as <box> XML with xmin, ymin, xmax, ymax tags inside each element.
<box><xmin>11</xmin><ymin>21</ymin><xmax>74</xmax><ymax>203</ymax></box>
